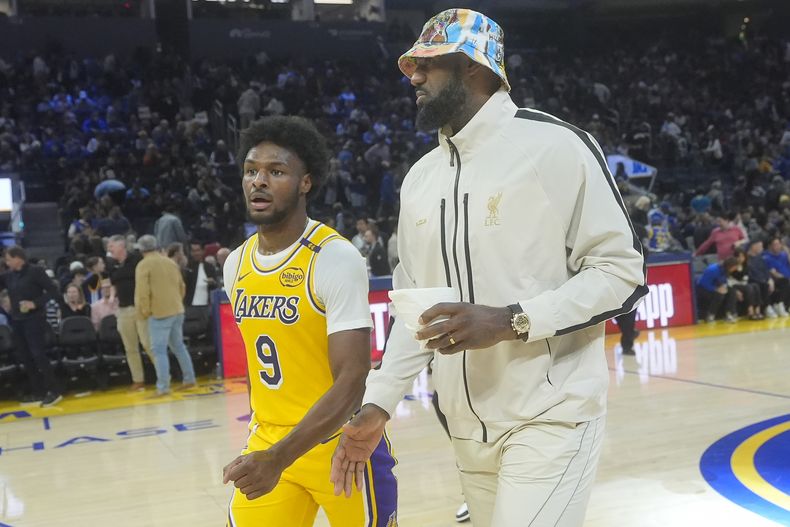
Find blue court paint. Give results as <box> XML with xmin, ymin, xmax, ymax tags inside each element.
<box><xmin>700</xmin><ymin>413</ymin><xmax>790</xmax><ymax>525</ymax></box>
<box><xmin>42</xmin><ymin>417</ymin><xmax>50</xmax><ymax>430</ymax></box>
<box><xmin>753</xmin><ymin>429</ymin><xmax>790</xmax><ymax>496</ymax></box>
<box><xmin>1</xmin><ymin>420</ymin><xmax>220</xmax><ymax>457</ymax></box>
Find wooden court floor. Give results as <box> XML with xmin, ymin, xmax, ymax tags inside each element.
<box><xmin>1</xmin><ymin>319</ymin><xmax>789</xmax><ymax>526</ymax></box>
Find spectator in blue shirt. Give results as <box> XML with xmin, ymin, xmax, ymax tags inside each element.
<box><xmin>690</xmin><ymin>192</ymin><xmax>712</xmax><ymax>214</ymax></box>
<box><xmin>81</xmin><ymin>111</ymin><xmax>108</xmax><ymax>135</ymax></box>
<box><xmin>762</xmin><ymin>237</ymin><xmax>790</xmax><ymax>316</ymax></box>
<box><xmin>378</xmin><ymin>165</ymin><xmax>396</xmax><ymax>219</ymax></box>
<box><xmin>773</xmin><ymin>146</ymin><xmax>790</xmax><ymax>179</ymax></box>
<box><xmin>697</xmin><ymin>257</ymin><xmax>739</xmax><ymax>323</ymax></box>
<box><xmin>0</xmin><ymin>289</ymin><xmax>10</xmax><ymax>326</ymax></box>
<box><xmin>746</xmin><ymin>240</ymin><xmax>785</xmax><ymax>318</ymax></box>
<box><xmin>764</xmin><ymin>237</ymin><xmax>790</xmax><ymax>277</ymax></box>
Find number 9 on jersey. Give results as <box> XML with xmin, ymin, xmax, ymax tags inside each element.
<box><xmin>255</xmin><ymin>335</ymin><xmax>283</xmax><ymax>389</ymax></box>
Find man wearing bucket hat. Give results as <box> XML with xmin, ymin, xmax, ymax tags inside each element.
<box><xmin>331</xmin><ymin>8</ymin><xmax>647</xmax><ymax>527</ymax></box>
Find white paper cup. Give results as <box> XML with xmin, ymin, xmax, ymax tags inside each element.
<box><xmin>388</xmin><ymin>287</ymin><xmax>458</xmax><ymax>334</ymax></box>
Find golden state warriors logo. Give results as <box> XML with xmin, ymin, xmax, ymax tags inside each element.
<box><xmin>279</xmin><ymin>267</ymin><xmax>305</xmax><ymax>287</ymax></box>
<box><xmin>485</xmin><ymin>192</ymin><xmax>502</xmax><ymax>226</ymax></box>
<box><xmin>700</xmin><ymin>413</ymin><xmax>790</xmax><ymax>524</ymax></box>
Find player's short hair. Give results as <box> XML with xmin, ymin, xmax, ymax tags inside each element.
<box><xmin>238</xmin><ymin>116</ymin><xmax>329</xmax><ymax>200</ymax></box>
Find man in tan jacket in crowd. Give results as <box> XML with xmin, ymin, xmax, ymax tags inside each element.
<box><xmin>135</xmin><ymin>234</ymin><xmax>197</xmax><ymax>396</ymax></box>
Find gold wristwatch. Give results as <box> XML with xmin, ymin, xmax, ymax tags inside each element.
<box><xmin>508</xmin><ymin>303</ymin><xmax>531</xmax><ymax>342</ymax></box>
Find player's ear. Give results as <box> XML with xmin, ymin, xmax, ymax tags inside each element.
<box><xmin>300</xmin><ymin>174</ymin><xmax>313</xmax><ymax>196</ymax></box>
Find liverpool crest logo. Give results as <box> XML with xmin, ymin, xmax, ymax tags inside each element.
<box><xmin>485</xmin><ymin>192</ymin><xmax>502</xmax><ymax>226</ymax></box>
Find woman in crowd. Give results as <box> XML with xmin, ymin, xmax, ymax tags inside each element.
<box><xmin>61</xmin><ymin>283</ymin><xmax>91</xmax><ymax>319</ymax></box>
<box><xmin>730</xmin><ymin>247</ymin><xmax>764</xmax><ymax>320</ymax></box>
<box><xmin>81</xmin><ymin>256</ymin><xmax>106</xmax><ymax>304</ymax></box>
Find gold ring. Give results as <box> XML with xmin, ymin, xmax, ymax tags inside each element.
<box><xmin>449</xmin><ymin>336</ymin><xmax>457</xmax><ymax>346</ymax></box>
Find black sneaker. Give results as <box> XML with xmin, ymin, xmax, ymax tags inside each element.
<box><xmin>20</xmin><ymin>394</ymin><xmax>44</xmax><ymax>405</ymax></box>
<box><xmin>622</xmin><ymin>347</ymin><xmax>636</xmax><ymax>356</ymax></box>
<box><xmin>40</xmin><ymin>392</ymin><xmax>63</xmax><ymax>408</ymax></box>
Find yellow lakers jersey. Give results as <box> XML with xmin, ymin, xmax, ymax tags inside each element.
<box><xmin>229</xmin><ymin>222</ymin><xmax>345</xmax><ymax>427</ymax></box>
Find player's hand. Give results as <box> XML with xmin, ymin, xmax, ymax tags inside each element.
<box><xmin>330</xmin><ymin>404</ymin><xmax>389</xmax><ymax>497</ymax></box>
<box><xmin>415</xmin><ymin>302</ymin><xmax>514</xmax><ymax>355</ymax></box>
<box><xmin>223</xmin><ymin>450</ymin><xmax>285</xmax><ymax>501</ymax></box>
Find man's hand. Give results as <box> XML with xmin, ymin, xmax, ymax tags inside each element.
<box><xmin>19</xmin><ymin>300</ymin><xmax>35</xmax><ymax>313</ymax></box>
<box><xmin>330</xmin><ymin>404</ymin><xmax>389</xmax><ymax>497</ymax></box>
<box><xmin>223</xmin><ymin>450</ymin><xmax>285</xmax><ymax>501</ymax></box>
<box><xmin>415</xmin><ymin>302</ymin><xmax>514</xmax><ymax>355</ymax></box>
<box><xmin>716</xmin><ymin>285</ymin><xmax>728</xmax><ymax>295</ymax></box>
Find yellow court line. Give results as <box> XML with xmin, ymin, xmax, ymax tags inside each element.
<box><xmin>730</xmin><ymin>421</ymin><xmax>790</xmax><ymax>511</ymax></box>
<box><xmin>3</xmin><ymin>318</ymin><xmax>788</xmax><ymax>421</ymax></box>
<box><xmin>605</xmin><ymin>316</ymin><xmax>790</xmax><ymax>346</ymax></box>
<box><xmin>0</xmin><ymin>378</ymin><xmax>249</xmax><ymax>422</ymax></box>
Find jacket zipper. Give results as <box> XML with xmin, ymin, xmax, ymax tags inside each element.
<box><xmin>439</xmin><ymin>199</ymin><xmax>452</xmax><ymax>287</ymax></box>
<box><xmin>545</xmin><ymin>341</ymin><xmax>554</xmax><ymax>386</ymax></box>
<box><xmin>463</xmin><ymin>194</ymin><xmax>475</xmax><ymax>304</ymax></box>
<box><xmin>447</xmin><ymin>139</ymin><xmax>464</xmax><ymax>302</ymax></box>
<box><xmin>447</xmin><ymin>138</ymin><xmax>487</xmax><ymax>442</ymax></box>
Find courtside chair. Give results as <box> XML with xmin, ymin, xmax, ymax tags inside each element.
<box><xmin>98</xmin><ymin>315</ymin><xmax>131</xmax><ymax>387</ymax></box>
<box><xmin>183</xmin><ymin>305</ymin><xmax>216</xmax><ymax>376</ymax></box>
<box><xmin>59</xmin><ymin>316</ymin><xmax>101</xmax><ymax>391</ymax></box>
<box><xmin>0</xmin><ymin>325</ymin><xmax>21</xmax><ymax>398</ymax></box>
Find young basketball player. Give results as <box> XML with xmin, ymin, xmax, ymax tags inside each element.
<box><xmin>222</xmin><ymin>116</ymin><xmax>397</xmax><ymax>526</ymax></box>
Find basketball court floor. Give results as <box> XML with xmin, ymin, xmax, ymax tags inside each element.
<box><xmin>1</xmin><ymin>319</ymin><xmax>789</xmax><ymax>526</ymax></box>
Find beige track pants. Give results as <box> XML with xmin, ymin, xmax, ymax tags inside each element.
<box><xmin>452</xmin><ymin>416</ymin><xmax>605</xmax><ymax>527</ymax></box>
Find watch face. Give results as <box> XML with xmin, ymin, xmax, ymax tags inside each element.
<box><xmin>514</xmin><ymin>313</ymin><xmax>530</xmax><ymax>333</ymax></box>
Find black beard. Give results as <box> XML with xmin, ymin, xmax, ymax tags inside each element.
<box><xmin>245</xmin><ymin>207</ymin><xmax>290</xmax><ymax>226</ymax></box>
<box><xmin>245</xmin><ymin>187</ymin><xmax>302</xmax><ymax>227</ymax></box>
<box><xmin>415</xmin><ymin>76</ymin><xmax>467</xmax><ymax>132</ymax></box>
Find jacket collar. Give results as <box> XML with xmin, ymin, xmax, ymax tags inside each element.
<box><xmin>438</xmin><ymin>89</ymin><xmax>517</xmax><ymax>161</ymax></box>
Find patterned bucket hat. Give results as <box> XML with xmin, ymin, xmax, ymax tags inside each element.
<box><xmin>398</xmin><ymin>9</ymin><xmax>510</xmax><ymax>92</ymax></box>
